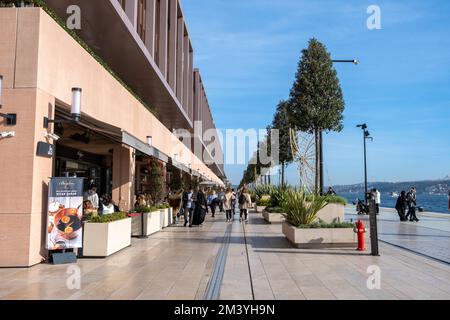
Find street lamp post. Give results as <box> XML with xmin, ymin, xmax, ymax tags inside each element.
<box><xmin>357</xmin><ymin>123</ymin><xmax>378</xmax><ymax>256</ymax></box>
<box><xmin>357</xmin><ymin>123</ymin><xmax>373</xmax><ymax>204</ymax></box>
<box><xmin>319</xmin><ymin>59</ymin><xmax>359</xmax><ymax>195</ymax></box>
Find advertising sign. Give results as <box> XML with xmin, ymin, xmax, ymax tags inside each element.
<box><xmin>47</xmin><ymin>177</ymin><xmax>84</xmax><ymax>250</ymax></box>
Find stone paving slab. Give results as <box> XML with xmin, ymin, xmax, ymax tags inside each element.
<box><xmin>345</xmin><ymin>206</ymin><xmax>450</xmax><ymax>263</ymax></box>
<box><xmin>218</xmin><ymin>210</ymin><xmax>450</xmax><ymax>300</ymax></box>
<box><xmin>0</xmin><ymin>209</ymin><xmax>449</xmax><ymax>300</ymax></box>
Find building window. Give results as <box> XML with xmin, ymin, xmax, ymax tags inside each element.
<box><xmin>137</xmin><ymin>0</ymin><xmax>146</xmax><ymax>41</ymax></box>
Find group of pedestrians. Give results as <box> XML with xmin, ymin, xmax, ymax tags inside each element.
<box><xmin>221</xmin><ymin>187</ymin><xmax>253</xmax><ymax>223</ymax></box>
<box><xmin>179</xmin><ymin>186</ymin><xmax>208</xmax><ymax>227</ymax></box>
<box><xmin>395</xmin><ymin>187</ymin><xmax>419</xmax><ymax>222</ymax></box>
<box><xmin>179</xmin><ymin>186</ymin><xmax>253</xmax><ymax>226</ymax></box>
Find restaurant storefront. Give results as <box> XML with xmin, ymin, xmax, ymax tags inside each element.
<box><xmin>0</xmin><ymin>7</ymin><xmax>224</xmax><ymax>267</ymax></box>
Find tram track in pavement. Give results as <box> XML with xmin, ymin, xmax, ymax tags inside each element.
<box><xmin>241</xmin><ymin>218</ymin><xmax>256</xmax><ymax>300</ymax></box>
<box><xmin>203</xmin><ymin>222</ymin><xmax>232</xmax><ymax>300</ymax></box>
<box><xmin>203</xmin><ymin>209</ymin><xmax>256</xmax><ymax>300</ymax></box>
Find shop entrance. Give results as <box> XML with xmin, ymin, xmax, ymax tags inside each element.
<box><xmin>52</xmin><ymin>112</ymin><xmax>118</xmax><ymax>198</ymax></box>
<box><xmin>54</xmin><ymin>144</ymin><xmax>112</xmax><ymax>197</ymax></box>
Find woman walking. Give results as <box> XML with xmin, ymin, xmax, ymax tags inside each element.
<box><xmin>223</xmin><ymin>188</ymin><xmax>234</xmax><ymax>222</ymax></box>
<box><xmin>395</xmin><ymin>191</ymin><xmax>407</xmax><ymax>221</ymax></box>
<box><xmin>238</xmin><ymin>188</ymin><xmax>252</xmax><ymax>223</ymax></box>
<box><xmin>192</xmin><ymin>187</ymin><xmax>208</xmax><ymax>226</ymax></box>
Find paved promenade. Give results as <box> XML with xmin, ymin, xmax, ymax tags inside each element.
<box><xmin>345</xmin><ymin>206</ymin><xmax>450</xmax><ymax>264</ymax></box>
<box><xmin>0</xmin><ymin>208</ymin><xmax>449</xmax><ymax>300</ymax></box>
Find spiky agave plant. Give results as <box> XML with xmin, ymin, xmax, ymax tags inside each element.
<box><xmin>269</xmin><ymin>185</ymin><xmax>293</xmax><ymax>207</ymax></box>
<box><xmin>253</xmin><ymin>185</ymin><xmax>276</xmax><ymax>199</ymax></box>
<box><xmin>281</xmin><ymin>189</ymin><xmax>329</xmax><ymax>227</ymax></box>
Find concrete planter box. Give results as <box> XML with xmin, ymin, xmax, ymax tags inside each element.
<box><xmin>132</xmin><ymin>211</ymin><xmax>161</xmax><ymax>236</ymax></box>
<box><xmin>160</xmin><ymin>208</ymin><xmax>171</xmax><ymax>228</ymax></box>
<box><xmin>83</xmin><ymin>218</ymin><xmax>132</xmax><ymax>257</ymax></box>
<box><xmin>316</xmin><ymin>203</ymin><xmax>345</xmax><ymax>224</ymax></box>
<box><xmin>168</xmin><ymin>208</ymin><xmax>173</xmax><ymax>225</ymax></box>
<box><xmin>262</xmin><ymin>211</ymin><xmax>285</xmax><ymax>224</ymax></box>
<box><xmin>282</xmin><ymin>222</ymin><xmax>355</xmax><ymax>248</ymax></box>
<box><xmin>256</xmin><ymin>206</ymin><xmax>267</xmax><ymax>213</ymax></box>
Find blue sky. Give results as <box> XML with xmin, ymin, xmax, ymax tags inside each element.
<box><xmin>182</xmin><ymin>0</ymin><xmax>450</xmax><ymax>186</ymax></box>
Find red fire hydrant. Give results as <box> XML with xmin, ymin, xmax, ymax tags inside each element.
<box><xmin>353</xmin><ymin>220</ymin><xmax>367</xmax><ymax>251</ymax></box>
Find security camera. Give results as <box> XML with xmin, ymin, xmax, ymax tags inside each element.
<box><xmin>44</xmin><ymin>131</ymin><xmax>60</xmax><ymax>141</ymax></box>
<box><xmin>0</xmin><ymin>131</ymin><xmax>15</xmax><ymax>138</ymax></box>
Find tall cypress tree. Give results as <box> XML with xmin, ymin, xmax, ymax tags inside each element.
<box><xmin>288</xmin><ymin>38</ymin><xmax>345</xmax><ymax>194</ymax></box>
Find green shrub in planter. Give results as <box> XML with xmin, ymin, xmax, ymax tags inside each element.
<box><xmin>253</xmin><ymin>185</ymin><xmax>276</xmax><ymax>199</ymax></box>
<box><xmin>323</xmin><ymin>195</ymin><xmax>348</xmax><ymax>206</ymax></box>
<box><xmin>265</xmin><ymin>206</ymin><xmax>284</xmax><ymax>213</ymax></box>
<box><xmin>0</xmin><ymin>0</ymin><xmax>34</xmax><ymax>7</ymax></box>
<box><xmin>281</xmin><ymin>189</ymin><xmax>328</xmax><ymax>227</ymax></box>
<box><xmin>269</xmin><ymin>187</ymin><xmax>290</xmax><ymax>207</ymax></box>
<box><xmin>305</xmin><ymin>195</ymin><xmax>347</xmax><ymax>206</ymax></box>
<box><xmin>256</xmin><ymin>198</ymin><xmax>271</xmax><ymax>206</ymax></box>
<box><xmin>89</xmin><ymin>212</ymin><xmax>128</xmax><ymax>223</ymax></box>
<box><xmin>135</xmin><ymin>206</ymin><xmax>159</xmax><ymax>213</ymax></box>
<box><xmin>156</xmin><ymin>203</ymin><xmax>171</xmax><ymax>209</ymax></box>
<box><xmin>296</xmin><ymin>219</ymin><xmax>354</xmax><ymax>229</ymax></box>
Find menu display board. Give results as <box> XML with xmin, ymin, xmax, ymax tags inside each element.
<box><xmin>46</xmin><ymin>178</ymin><xmax>84</xmax><ymax>250</ymax></box>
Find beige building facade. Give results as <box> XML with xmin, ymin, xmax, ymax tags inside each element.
<box><xmin>0</xmin><ymin>1</ymin><xmax>225</xmax><ymax>267</ymax></box>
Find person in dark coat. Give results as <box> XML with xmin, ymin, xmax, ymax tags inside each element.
<box><xmin>191</xmin><ymin>187</ymin><xmax>208</xmax><ymax>226</ymax></box>
<box><xmin>405</xmin><ymin>187</ymin><xmax>419</xmax><ymax>222</ymax></box>
<box><xmin>395</xmin><ymin>191</ymin><xmax>407</xmax><ymax>221</ymax></box>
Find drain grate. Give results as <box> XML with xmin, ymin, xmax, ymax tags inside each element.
<box><xmin>203</xmin><ymin>223</ymin><xmax>232</xmax><ymax>300</ymax></box>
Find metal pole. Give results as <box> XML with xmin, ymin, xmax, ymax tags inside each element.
<box><xmin>364</xmin><ymin>130</ymin><xmax>368</xmax><ymax>205</ymax></box>
<box><xmin>368</xmin><ymin>196</ymin><xmax>380</xmax><ymax>256</ymax></box>
<box><xmin>320</xmin><ymin>130</ymin><xmax>324</xmax><ymax>195</ymax></box>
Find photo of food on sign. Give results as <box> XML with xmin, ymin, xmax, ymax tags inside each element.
<box><xmin>46</xmin><ymin>178</ymin><xmax>84</xmax><ymax>250</ymax></box>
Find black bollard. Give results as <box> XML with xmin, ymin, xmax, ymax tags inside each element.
<box><xmin>368</xmin><ymin>198</ymin><xmax>380</xmax><ymax>256</ymax></box>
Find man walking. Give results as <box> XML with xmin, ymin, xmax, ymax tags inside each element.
<box><xmin>406</xmin><ymin>187</ymin><xmax>419</xmax><ymax>222</ymax></box>
<box><xmin>182</xmin><ymin>186</ymin><xmax>194</xmax><ymax>227</ymax></box>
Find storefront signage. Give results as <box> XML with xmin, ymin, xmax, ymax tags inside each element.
<box><xmin>46</xmin><ymin>177</ymin><xmax>84</xmax><ymax>251</ymax></box>
<box><xmin>37</xmin><ymin>142</ymin><xmax>55</xmax><ymax>158</ymax></box>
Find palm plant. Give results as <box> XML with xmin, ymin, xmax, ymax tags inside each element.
<box><xmin>281</xmin><ymin>189</ymin><xmax>329</xmax><ymax>227</ymax></box>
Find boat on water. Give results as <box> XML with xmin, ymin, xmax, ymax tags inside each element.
<box><xmin>389</xmin><ymin>192</ymin><xmax>399</xmax><ymax>198</ymax></box>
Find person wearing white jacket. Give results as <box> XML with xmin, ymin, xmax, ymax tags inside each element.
<box><xmin>223</xmin><ymin>188</ymin><xmax>234</xmax><ymax>222</ymax></box>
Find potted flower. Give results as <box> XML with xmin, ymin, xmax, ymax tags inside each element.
<box><xmin>281</xmin><ymin>190</ymin><xmax>355</xmax><ymax>248</ymax></box>
<box><xmin>82</xmin><ymin>212</ymin><xmax>131</xmax><ymax>257</ymax></box>
<box><xmin>131</xmin><ymin>206</ymin><xmax>161</xmax><ymax>237</ymax></box>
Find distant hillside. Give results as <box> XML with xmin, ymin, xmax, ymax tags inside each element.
<box><xmin>332</xmin><ymin>179</ymin><xmax>450</xmax><ymax>195</ymax></box>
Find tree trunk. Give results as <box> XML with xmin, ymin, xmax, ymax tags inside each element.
<box><xmin>281</xmin><ymin>162</ymin><xmax>285</xmax><ymax>188</ymax></box>
<box><xmin>314</xmin><ymin>129</ymin><xmax>321</xmax><ymax>195</ymax></box>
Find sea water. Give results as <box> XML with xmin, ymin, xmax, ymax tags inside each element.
<box><xmin>339</xmin><ymin>192</ymin><xmax>449</xmax><ymax>214</ymax></box>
